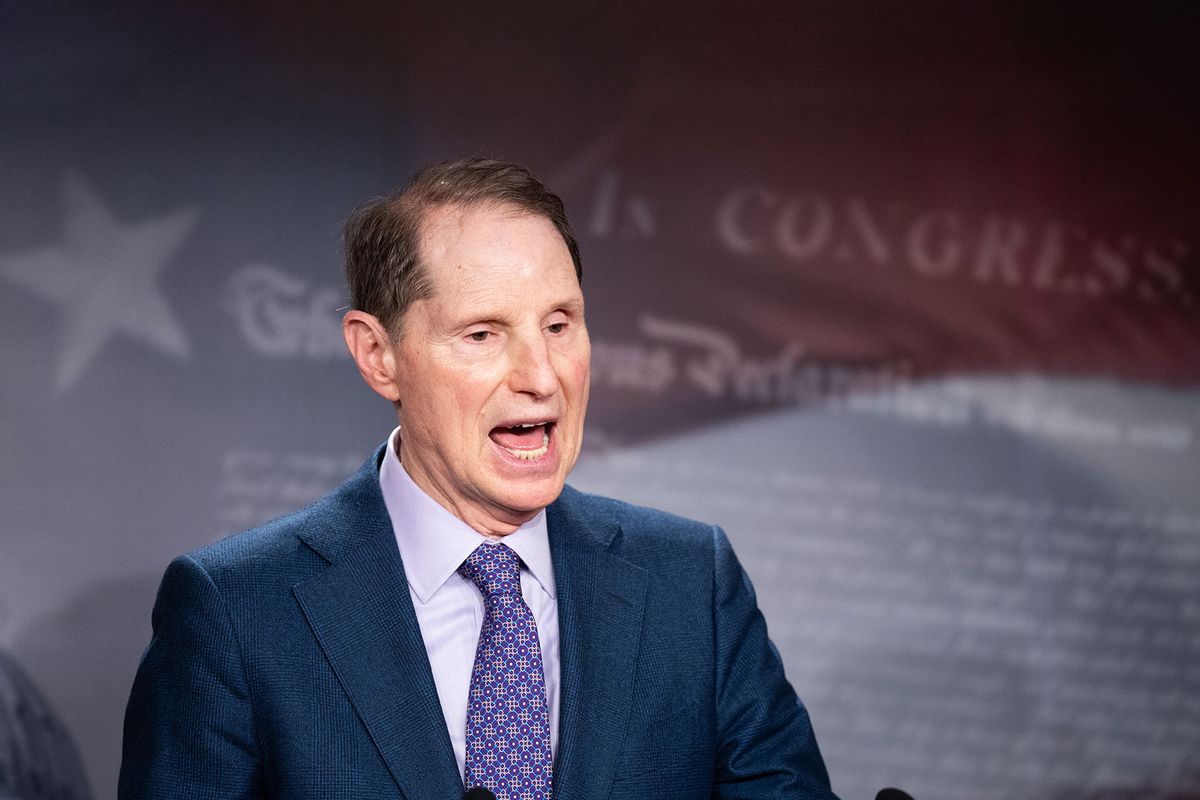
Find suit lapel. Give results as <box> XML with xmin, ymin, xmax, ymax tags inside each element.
<box><xmin>292</xmin><ymin>457</ymin><xmax>462</xmax><ymax>800</ymax></box>
<box><xmin>548</xmin><ymin>489</ymin><xmax>648</xmax><ymax>800</ymax></box>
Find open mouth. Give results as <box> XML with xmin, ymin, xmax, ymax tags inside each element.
<box><xmin>489</xmin><ymin>421</ymin><xmax>554</xmax><ymax>460</ymax></box>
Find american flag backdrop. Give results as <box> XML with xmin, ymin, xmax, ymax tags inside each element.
<box><xmin>2</xmin><ymin>3</ymin><xmax>1198</xmax><ymax>800</ymax></box>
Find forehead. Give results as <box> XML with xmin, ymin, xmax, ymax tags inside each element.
<box><xmin>418</xmin><ymin>202</ymin><xmax>578</xmax><ymax>294</ymax></box>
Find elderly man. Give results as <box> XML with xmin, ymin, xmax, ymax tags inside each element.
<box><xmin>120</xmin><ymin>159</ymin><xmax>838</xmax><ymax>800</ymax></box>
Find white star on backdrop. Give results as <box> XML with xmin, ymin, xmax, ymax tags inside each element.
<box><xmin>0</xmin><ymin>171</ymin><xmax>199</xmax><ymax>392</ymax></box>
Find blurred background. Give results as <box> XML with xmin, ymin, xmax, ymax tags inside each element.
<box><xmin>2</xmin><ymin>2</ymin><xmax>1198</xmax><ymax>799</ymax></box>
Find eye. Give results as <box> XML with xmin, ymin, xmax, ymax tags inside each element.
<box><xmin>466</xmin><ymin>330</ymin><xmax>492</xmax><ymax>342</ymax></box>
<box><xmin>546</xmin><ymin>322</ymin><xmax>566</xmax><ymax>334</ymax></box>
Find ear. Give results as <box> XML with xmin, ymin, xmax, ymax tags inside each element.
<box><xmin>343</xmin><ymin>310</ymin><xmax>402</xmax><ymax>403</ymax></box>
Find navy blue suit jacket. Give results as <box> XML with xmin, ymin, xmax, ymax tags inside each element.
<box><xmin>120</xmin><ymin>451</ymin><xmax>837</xmax><ymax>799</ymax></box>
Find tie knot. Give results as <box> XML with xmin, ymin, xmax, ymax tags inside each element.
<box><xmin>459</xmin><ymin>543</ymin><xmax>522</xmax><ymax>599</ymax></box>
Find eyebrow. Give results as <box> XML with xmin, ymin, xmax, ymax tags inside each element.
<box><xmin>555</xmin><ymin>298</ymin><xmax>586</xmax><ymax>315</ymax></box>
<box><xmin>453</xmin><ymin>296</ymin><xmax>584</xmax><ymax>326</ymax></box>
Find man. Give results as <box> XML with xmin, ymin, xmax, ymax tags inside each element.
<box><xmin>120</xmin><ymin>159</ymin><xmax>838</xmax><ymax>800</ymax></box>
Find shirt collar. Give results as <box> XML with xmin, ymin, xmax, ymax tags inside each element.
<box><xmin>378</xmin><ymin>427</ymin><xmax>556</xmax><ymax>605</ymax></box>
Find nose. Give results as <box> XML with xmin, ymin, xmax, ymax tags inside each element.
<box><xmin>507</xmin><ymin>331</ymin><xmax>559</xmax><ymax>398</ymax></box>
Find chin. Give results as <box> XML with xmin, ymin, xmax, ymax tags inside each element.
<box><xmin>497</xmin><ymin>478</ymin><xmax>566</xmax><ymax>516</ymax></box>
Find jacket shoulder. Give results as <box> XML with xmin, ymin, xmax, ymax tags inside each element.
<box><xmin>185</xmin><ymin>504</ymin><xmax>316</xmax><ymax>578</ymax></box>
<box><xmin>183</xmin><ymin>450</ymin><xmax>386</xmax><ymax>584</ymax></box>
<box><xmin>555</xmin><ymin>483</ymin><xmax>718</xmax><ymax>551</ymax></box>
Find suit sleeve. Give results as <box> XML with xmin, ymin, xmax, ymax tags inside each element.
<box><xmin>120</xmin><ymin>554</ymin><xmax>263</xmax><ymax>800</ymax></box>
<box><xmin>710</xmin><ymin>526</ymin><xmax>840</xmax><ymax>800</ymax></box>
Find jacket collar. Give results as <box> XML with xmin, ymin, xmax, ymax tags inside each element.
<box><xmin>293</xmin><ymin>448</ymin><xmax>463</xmax><ymax>800</ymax></box>
<box><xmin>548</xmin><ymin>486</ymin><xmax>648</xmax><ymax>800</ymax></box>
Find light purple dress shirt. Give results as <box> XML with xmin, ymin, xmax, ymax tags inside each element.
<box><xmin>377</xmin><ymin>429</ymin><xmax>561</xmax><ymax>777</ymax></box>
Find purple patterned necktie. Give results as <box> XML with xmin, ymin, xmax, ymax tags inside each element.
<box><xmin>459</xmin><ymin>543</ymin><xmax>553</xmax><ymax>800</ymax></box>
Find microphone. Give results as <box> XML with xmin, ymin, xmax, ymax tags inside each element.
<box><xmin>462</xmin><ymin>788</ymin><xmax>496</xmax><ymax>800</ymax></box>
<box><xmin>876</xmin><ymin>789</ymin><xmax>914</xmax><ymax>800</ymax></box>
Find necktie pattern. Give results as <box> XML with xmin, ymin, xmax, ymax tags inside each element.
<box><xmin>459</xmin><ymin>543</ymin><xmax>553</xmax><ymax>800</ymax></box>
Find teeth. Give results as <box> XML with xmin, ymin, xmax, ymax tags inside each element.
<box><xmin>505</xmin><ymin>430</ymin><xmax>550</xmax><ymax>460</ymax></box>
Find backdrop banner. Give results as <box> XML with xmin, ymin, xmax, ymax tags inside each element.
<box><xmin>2</xmin><ymin>4</ymin><xmax>1197</xmax><ymax>800</ymax></box>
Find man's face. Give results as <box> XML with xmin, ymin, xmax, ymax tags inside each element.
<box><xmin>391</xmin><ymin>202</ymin><xmax>590</xmax><ymax>534</ymax></box>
